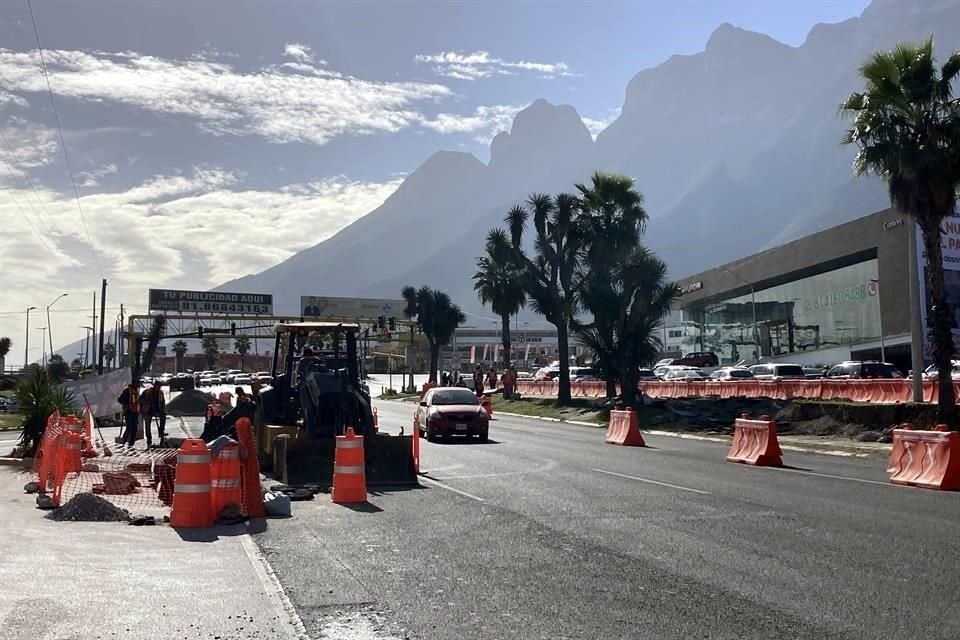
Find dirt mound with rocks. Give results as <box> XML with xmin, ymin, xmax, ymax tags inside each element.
<box><xmin>45</xmin><ymin>493</ymin><xmax>130</xmax><ymax>522</ymax></box>
<box><xmin>166</xmin><ymin>389</ymin><xmax>216</xmax><ymax>417</ymax></box>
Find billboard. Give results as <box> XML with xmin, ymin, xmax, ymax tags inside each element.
<box><xmin>300</xmin><ymin>295</ymin><xmax>405</xmax><ymax>320</ymax></box>
<box><xmin>149</xmin><ymin>289</ymin><xmax>273</xmax><ymax>315</ymax></box>
<box><xmin>916</xmin><ymin>211</ymin><xmax>960</xmax><ymax>357</ymax></box>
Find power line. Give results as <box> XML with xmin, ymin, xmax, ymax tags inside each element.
<box><xmin>25</xmin><ymin>0</ymin><xmax>104</xmax><ymax>278</ymax></box>
<box><xmin>1</xmin><ymin>182</ymin><xmax>70</xmax><ymax>267</ymax></box>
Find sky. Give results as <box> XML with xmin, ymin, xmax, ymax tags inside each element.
<box><xmin>0</xmin><ymin>0</ymin><xmax>871</xmax><ymax>366</ymax></box>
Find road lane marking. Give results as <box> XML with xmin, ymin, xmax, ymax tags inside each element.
<box><xmin>239</xmin><ymin>534</ymin><xmax>310</xmax><ymax>640</ymax></box>
<box><xmin>759</xmin><ymin>466</ymin><xmax>895</xmax><ymax>487</ymax></box>
<box><xmin>592</xmin><ymin>468</ymin><xmax>710</xmax><ymax>495</ymax></box>
<box><xmin>420</xmin><ymin>475</ymin><xmax>486</xmax><ymax>502</ymax></box>
<box><xmin>437</xmin><ymin>458</ymin><xmax>558</xmax><ymax>480</ymax></box>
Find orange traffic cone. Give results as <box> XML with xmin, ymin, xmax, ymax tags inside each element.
<box><xmin>332</xmin><ymin>427</ymin><xmax>367</xmax><ymax>504</ymax></box>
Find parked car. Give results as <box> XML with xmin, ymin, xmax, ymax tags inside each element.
<box><xmin>922</xmin><ymin>361</ymin><xmax>960</xmax><ymax>379</ymax></box>
<box><xmin>802</xmin><ymin>367</ymin><xmax>825</xmax><ymax>379</ymax></box>
<box><xmin>662</xmin><ymin>367</ymin><xmax>705</xmax><ymax>380</ymax></box>
<box><xmin>533</xmin><ymin>366</ymin><xmax>559</xmax><ymax>381</ymax></box>
<box><xmin>654</xmin><ymin>358</ymin><xmax>675</xmax><ymax>369</ymax></box>
<box><xmin>253</xmin><ymin>371</ymin><xmax>273</xmax><ymax>383</ymax></box>
<box><xmin>748</xmin><ymin>363</ymin><xmax>805</xmax><ymax>380</ymax></box>
<box><xmin>824</xmin><ymin>361</ymin><xmax>903</xmax><ymax>379</ymax></box>
<box><xmin>415</xmin><ymin>387</ymin><xmax>490</xmax><ymax>442</ymax></box>
<box><xmin>671</xmin><ymin>351</ymin><xmax>719</xmax><ymax>368</ymax></box>
<box><xmin>568</xmin><ymin>367</ymin><xmax>596</xmax><ymax>382</ymax></box>
<box><xmin>224</xmin><ymin>369</ymin><xmax>243</xmax><ymax>383</ymax></box>
<box><xmin>0</xmin><ymin>397</ymin><xmax>17</xmax><ymax>412</ymax></box>
<box><xmin>709</xmin><ymin>367</ymin><xmax>754</xmax><ymax>381</ymax></box>
<box><xmin>637</xmin><ymin>368</ymin><xmax>657</xmax><ymax>380</ymax></box>
<box><xmin>515</xmin><ymin>371</ymin><xmax>534</xmax><ymax>380</ymax></box>
<box><xmin>198</xmin><ymin>375</ymin><xmax>220</xmax><ymax>387</ymax></box>
<box><xmin>233</xmin><ymin>374</ymin><xmax>253</xmax><ymax>384</ymax></box>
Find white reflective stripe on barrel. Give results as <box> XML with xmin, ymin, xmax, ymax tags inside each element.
<box><xmin>217</xmin><ymin>449</ymin><xmax>240</xmax><ymax>458</ymax></box>
<box><xmin>334</xmin><ymin>465</ymin><xmax>364</xmax><ymax>475</ymax></box>
<box><xmin>211</xmin><ymin>479</ymin><xmax>241</xmax><ymax>488</ymax></box>
<box><xmin>179</xmin><ymin>454</ymin><xmax>211</xmax><ymax>464</ymax></box>
<box><xmin>65</xmin><ymin>443</ymin><xmax>81</xmax><ymax>449</ymax></box>
<box><xmin>174</xmin><ymin>483</ymin><xmax>209</xmax><ymax>493</ymax></box>
<box><xmin>336</xmin><ymin>439</ymin><xmax>363</xmax><ymax>448</ymax></box>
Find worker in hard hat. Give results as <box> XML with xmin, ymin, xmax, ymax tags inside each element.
<box><xmin>117</xmin><ymin>383</ymin><xmax>140</xmax><ymax>448</ymax></box>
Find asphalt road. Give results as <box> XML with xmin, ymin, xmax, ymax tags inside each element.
<box><xmin>260</xmin><ymin>399</ymin><xmax>959</xmax><ymax>639</ymax></box>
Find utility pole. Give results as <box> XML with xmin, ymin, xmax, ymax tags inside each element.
<box><xmin>24</xmin><ymin>306</ymin><xmax>36</xmax><ymax>370</ymax></box>
<box><xmin>908</xmin><ymin>223</ymin><xmax>924</xmax><ymax>402</ymax></box>
<box><xmin>97</xmin><ymin>278</ymin><xmax>107</xmax><ymax>374</ymax></box>
<box><xmin>118</xmin><ymin>303</ymin><xmax>125</xmax><ymax>368</ymax></box>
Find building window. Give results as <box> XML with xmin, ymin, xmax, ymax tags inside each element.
<box><xmin>667</xmin><ymin>329</ymin><xmax>682</xmax><ymax>338</ymax></box>
<box><xmin>686</xmin><ymin>259</ymin><xmax>880</xmax><ymax>364</ymax></box>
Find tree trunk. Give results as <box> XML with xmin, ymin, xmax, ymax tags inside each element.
<box><xmin>240</xmin><ymin>352</ymin><xmax>245</xmax><ymax>371</ymax></box>
<box><xmin>620</xmin><ymin>344</ymin><xmax>638</xmax><ymax>408</ymax></box>
<box><xmin>605</xmin><ymin>365</ymin><xmax>617</xmax><ymax>400</ymax></box>
<box><xmin>429</xmin><ymin>343</ymin><xmax>440</xmax><ymax>384</ymax></box>
<box><xmin>175</xmin><ymin>354</ymin><xmax>183</xmax><ymax>373</ymax></box>
<box><xmin>501</xmin><ymin>314</ymin><xmax>512</xmax><ymax>368</ymax></box>
<box><xmin>921</xmin><ymin>223</ymin><xmax>957</xmax><ymax>427</ymax></box>
<box><xmin>557</xmin><ymin>321</ymin><xmax>571</xmax><ymax>403</ymax></box>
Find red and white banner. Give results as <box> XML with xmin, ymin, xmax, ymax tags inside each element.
<box><xmin>469</xmin><ymin>345</ymin><xmax>476</xmax><ymax>364</ymax></box>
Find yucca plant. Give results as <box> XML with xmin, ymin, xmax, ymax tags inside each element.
<box><xmin>16</xmin><ymin>368</ymin><xmax>77</xmax><ymax>457</ymax></box>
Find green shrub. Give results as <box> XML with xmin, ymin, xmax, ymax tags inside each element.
<box><xmin>15</xmin><ymin>369</ymin><xmax>77</xmax><ymax>458</ymax></box>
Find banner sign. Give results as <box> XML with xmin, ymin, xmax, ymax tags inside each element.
<box><xmin>301</xmin><ymin>295</ymin><xmax>405</xmax><ymax>320</ymax></box>
<box><xmin>149</xmin><ymin>289</ymin><xmax>273</xmax><ymax>315</ymax></box>
<box><xmin>64</xmin><ymin>368</ymin><xmax>132</xmax><ymax>418</ymax></box>
<box><xmin>917</xmin><ymin>211</ymin><xmax>960</xmax><ymax>357</ymax></box>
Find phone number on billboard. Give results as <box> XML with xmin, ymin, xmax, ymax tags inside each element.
<box><xmin>179</xmin><ymin>302</ymin><xmax>271</xmax><ymax>314</ymax></box>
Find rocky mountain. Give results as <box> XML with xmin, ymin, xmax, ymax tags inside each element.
<box><xmin>219</xmin><ymin>0</ymin><xmax>960</xmax><ymax>319</ymax></box>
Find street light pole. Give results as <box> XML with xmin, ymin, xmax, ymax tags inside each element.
<box><xmin>870</xmin><ymin>279</ymin><xmax>885</xmax><ymax>362</ymax></box>
<box><xmin>45</xmin><ymin>293</ymin><xmax>68</xmax><ymax>359</ymax></box>
<box><xmin>24</xmin><ymin>306</ymin><xmax>36</xmax><ymax>369</ymax></box>
<box><xmin>37</xmin><ymin>327</ymin><xmax>47</xmax><ymax>367</ymax></box>
<box><xmin>79</xmin><ymin>325</ymin><xmax>94</xmax><ymax>369</ymax></box>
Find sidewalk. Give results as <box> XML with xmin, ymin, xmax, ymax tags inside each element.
<box><xmin>0</xmin><ymin>466</ymin><xmax>306</xmax><ymax>640</ymax></box>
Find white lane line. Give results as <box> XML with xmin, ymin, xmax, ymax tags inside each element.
<box><xmin>239</xmin><ymin>534</ymin><xmax>311</xmax><ymax>640</ymax></box>
<box><xmin>420</xmin><ymin>475</ymin><xmax>486</xmax><ymax>503</ymax></box>
<box><xmin>759</xmin><ymin>465</ymin><xmax>893</xmax><ymax>487</ymax></box>
<box><xmin>592</xmin><ymin>468</ymin><xmax>711</xmax><ymax>495</ymax></box>
<box><xmin>437</xmin><ymin>458</ymin><xmax>558</xmax><ymax>480</ymax></box>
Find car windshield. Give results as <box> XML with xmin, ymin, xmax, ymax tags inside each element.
<box><xmin>728</xmin><ymin>369</ymin><xmax>752</xmax><ymax>378</ymax></box>
<box><xmin>776</xmin><ymin>365</ymin><xmax>804</xmax><ymax>376</ymax></box>
<box><xmin>431</xmin><ymin>389</ymin><xmax>480</xmax><ymax>406</ymax></box>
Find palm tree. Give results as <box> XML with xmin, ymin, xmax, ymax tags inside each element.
<box><xmin>402</xmin><ymin>285</ymin><xmax>466</xmax><ymax>383</ymax></box>
<box><xmin>172</xmin><ymin>340</ymin><xmax>188</xmax><ymax>373</ymax></box>
<box><xmin>234</xmin><ymin>335</ymin><xmax>251</xmax><ymax>371</ymax></box>
<box><xmin>201</xmin><ymin>337</ymin><xmax>219</xmax><ymax>369</ymax></box>
<box><xmin>840</xmin><ymin>37</ymin><xmax>960</xmax><ymax>425</ymax></box>
<box><xmin>502</xmin><ymin>193</ymin><xmax>582</xmax><ymax>403</ymax></box>
<box><xmin>474</xmin><ymin>228</ymin><xmax>526</xmax><ymax>368</ymax></box>
<box><xmin>0</xmin><ymin>336</ymin><xmax>10</xmax><ymax>373</ymax></box>
<box><xmin>102</xmin><ymin>342</ymin><xmax>116</xmax><ymax>370</ymax></box>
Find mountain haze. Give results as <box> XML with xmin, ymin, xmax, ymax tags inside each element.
<box><xmin>219</xmin><ymin>0</ymin><xmax>959</xmax><ymax>319</ymax></box>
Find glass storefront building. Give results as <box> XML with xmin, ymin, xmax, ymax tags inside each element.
<box><xmin>683</xmin><ymin>259</ymin><xmax>881</xmax><ymax>365</ymax></box>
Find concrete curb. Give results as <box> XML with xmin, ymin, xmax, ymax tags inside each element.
<box><xmin>0</xmin><ymin>457</ymin><xmax>32</xmax><ymax>469</ymax></box>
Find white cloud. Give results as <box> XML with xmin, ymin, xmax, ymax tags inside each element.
<box><xmin>581</xmin><ymin>108</ymin><xmax>621</xmax><ymax>138</ymax></box>
<box><xmin>283</xmin><ymin>42</ymin><xmax>322</xmax><ymax>65</ymax></box>
<box><xmin>0</xmin><ymin>169</ymin><xmax>402</xmax><ymax>362</ymax></box>
<box><xmin>416</xmin><ymin>50</ymin><xmax>575</xmax><ymax>81</ymax></box>
<box><xmin>0</xmin><ymin>47</ymin><xmax>451</xmax><ymax>145</ymax></box>
<box><xmin>0</xmin><ymin>118</ymin><xmax>59</xmax><ymax>176</ymax></box>
<box><xmin>76</xmin><ymin>163</ymin><xmax>118</xmax><ymax>187</ymax></box>
<box><xmin>421</xmin><ymin>104</ymin><xmax>524</xmax><ymax>143</ymax></box>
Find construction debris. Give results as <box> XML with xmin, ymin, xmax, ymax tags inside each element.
<box><xmin>166</xmin><ymin>389</ymin><xmax>217</xmax><ymax>417</ymax></box>
<box><xmin>45</xmin><ymin>493</ymin><xmax>130</xmax><ymax>522</ymax></box>
<box><xmin>23</xmin><ymin>481</ymin><xmax>39</xmax><ymax>494</ymax></box>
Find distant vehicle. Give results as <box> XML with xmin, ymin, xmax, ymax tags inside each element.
<box><xmin>415</xmin><ymin>387</ymin><xmax>490</xmax><ymax>442</ymax></box>
<box><xmin>671</xmin><ymin>351</ymin><xmax>719</xmax><ymax>368</ymax></box>
<box><xmin>0</xmin><ymin>397</ymin><xmax>17</xmax><ymax>412</ymax></box>
<box><xmin>921</xmin><ymin>361</ymin><xmax>960</xmax><ymax>379</ymax></box>
<box><xmin>515</xmin><ymin>371</ymin><xmax>534</xmax><ymax>380</ymax></box>
<box><xmin>253</xmin><ymin>371</ymin><xmax>273</xmax><ymax>383</ymax></box>
<box><xmin>654</xmin><ymin>358</ymin><xmax>675</xmax><ymax>368</ymax></box>
<box><xmin>662</xmin><ymin>367</ymin><xmax>705</xmax><ymax>380</ymax></box>
<box><xmin>825</xmin><ymin>361</ymin><xmax>902</xmax><ymax>379</ymax></box>
<box><xmin>198</xmin><ymin>375</ymin><xmax>219</xmax><ymax>387</ymax></box>
<box><xmin>709</xmin><ymin>367</ymin><xmax>754</xmax><ymax>381</ymax></box>
<box><xmin>802</xmin><ymin>367</ymin><xmax>825</xmax><ymax>379</ymax></box>
<box><xmin>533</xmin><ymin>366</ymin><xmax>559</xmax><ymax>381</ymax></box>
<box><xmin>748</xmin><ymin>363</ymin><xmax>805</xmax><ymax>380</ymax></box>
<box><xmin>224</xmin><ymin>369</ymin><xmax>243</xmax><ymax>383</ymax></box>
<box><xmin>568</xmin><ymin>367</ymin><xmax>596</xmax><ymax>382</ymax></box>
<box><xmin>233</xmin><ymin>374</ymin><xmax>253</xmax><ymax>384</ymax></box>
<box><xmin>637</xmin><ymin>368</ymin><xmax>657</xmax><ymax>379</ymax></box>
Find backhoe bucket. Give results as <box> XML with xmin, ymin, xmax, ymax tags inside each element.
<box><xmin>274</xmin><ymin>432</ymin><xmax>418</xmax><ymax>488</ymax></box>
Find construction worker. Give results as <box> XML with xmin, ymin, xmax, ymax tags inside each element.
<box><xmin>138</xmin><ymin>386</ymin><xmax>153</xmax><ymax>448</ymax></box>
<box><xmin>486</xmin><ymin>366</ymin><xmax>498</xmax><ymax>393</ymax></box>
<box><xmin>148</xmin><ymin>380</ymin><xmax>167</xmax><ymax>444</ymax></box>
<box><xmin>297</xmin><ymin>347</ymin><xmax>323</xmax><ymax>435</ymax></box>
<box><xmin>473</xmin><ymin>364</ymin><xmax>484</xmax><ymax>397</ymax></box>
<box><xmin>117</xmin><ymin>383</ymin><xmax>140</xmax><ymax>448</ymax></box>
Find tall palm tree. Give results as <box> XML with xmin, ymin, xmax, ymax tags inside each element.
<box><xmin>402</xmin><ymin>285</ymin><xmax>466</xmax><ymax>383</ymax></box>
<box><xmin>102</xmin><ymin>342</ymin><xmax>116</xmax><ymax>370</ymax></box>
<box><xmin>172</xmin><ymin>339</ymin><xmax>188</xmax><ymax>373</ymax></box>
<box><xmin>0</xmin><ymin>336</ymin><xmax>10</xmax><ymax>373</ymax></box>
<box><xmin>201</xmin><ymin>337</ymin><xmax>219</xmax><ymax>369</ymax></box>
<box><xmin>502</xmin><ymin>193</ymin><xmax>582</xmax><ymax>403</ymax></box>
<box><xmin>841</xmin><ymin>37</ymin><xmax>960</xmax><ymax>425</ymax></box>
<box><xmin>474</xmin><ymin>228</ymin><xmax>526</xmax><ymax>368</ymax></box>
<box><xmin>234</xmin><ymin>335</ymin><xmax>251</xmax><ymax>371</ymax></box>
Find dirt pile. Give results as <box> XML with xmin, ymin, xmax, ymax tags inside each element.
<box><xmin>166</xmin><ymin>389</ymin><xmax>216</xmax><ymax>417</ymax></box>
<box><xmin>45</xmin><ymin>493</ymin><xmax>130</xmax><ymax>522</ymax></box>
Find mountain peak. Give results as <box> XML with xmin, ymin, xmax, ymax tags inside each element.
<box><xmin>489</xmin><ymin>99</ymin><xmax>593</xmax><ymax>175</ymax></box>
<box><xmin>705</xmin><ymin>21</ymin><xmax>791</xmax><ymax>56</ymax></box>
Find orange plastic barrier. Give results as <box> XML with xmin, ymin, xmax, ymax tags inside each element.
<box><xmin>37</xmin><ymin>411</ymin><xmax>64</xmax><ymax>494</ymax></box>
<box><xmin>210</xmin><ymin>443</ymin><xmax>243</xmax><ymax>519</ymax></box>
<box><xmin>332</xmin><ymin>427</ymin><xmax>367</xmax><ymax>504</ymax></box>
<box><xmin>234</xmin><ymin>418</ymin><xmax>265</xmax><ymax>518</ymax></box>
<box><xmin>480</xmin><ymin>394</ymin><xmax>493</xmax><ymax>418</ymax></box>
<box><xmin>726</xmin><ymin>414</ymin><xmax>782</xmax><ymax>467</ymax></box>
<box><xmin>170</xmin><ymin>439</ymin><xmax>213</xmax><ymax>528</ymax></box>
<box><xmin>888</xmin><ymin>425</ymin><xmax>960</xmax><ymax>490</ymax></box>
<box><xmin>604</xmin><ymin>407</ymin><xmax>645</xmax><ymax>446</ymax></box>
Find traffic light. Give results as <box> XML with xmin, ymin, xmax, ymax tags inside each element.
<box><xmin>377</xmin><ymin>315</ymin><xmax>386</xmax><ymax>330</ymax></box>
<box><xmin>230</xmin><ymin>322</ymin><xmax>237</xmax><ymax>336</ymax></box>
<box><xmin>388</xmin><ymin>316</ymin><xmax>396</xmax><ymax>331</ymax></box>
<box><xmin>197</xmin><ymin>326</ymin><xmax>204</xmax><ymax>339</ymax></box>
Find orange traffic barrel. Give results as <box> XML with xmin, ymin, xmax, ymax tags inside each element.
<box><xmin>332</xmin><ymin>427</ymin><xmax>367</xmax><ymax>504</ymax></box>
<box><xmin>62</xmin><ymin>428</ymin><xmax>83</xmax><ymax>474</ymax></box>
<box><xmin>170</xmin><ymin>439</ymin><xmax>213</xmax><ymax>528</ymax></box>
<box><xmin>480</xmin><ymin>394</ymin><xmax>493</xmax><ymax>418</ymax></box>
<box><xmin>234</xmin><ymin>418</ymin><xmax>265</xmax><ymax>517</ymax></box>
<box><xmin>210</xmin><ymin>443</ymin><xmax>243</xmax><ymax>519</ymax></box>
